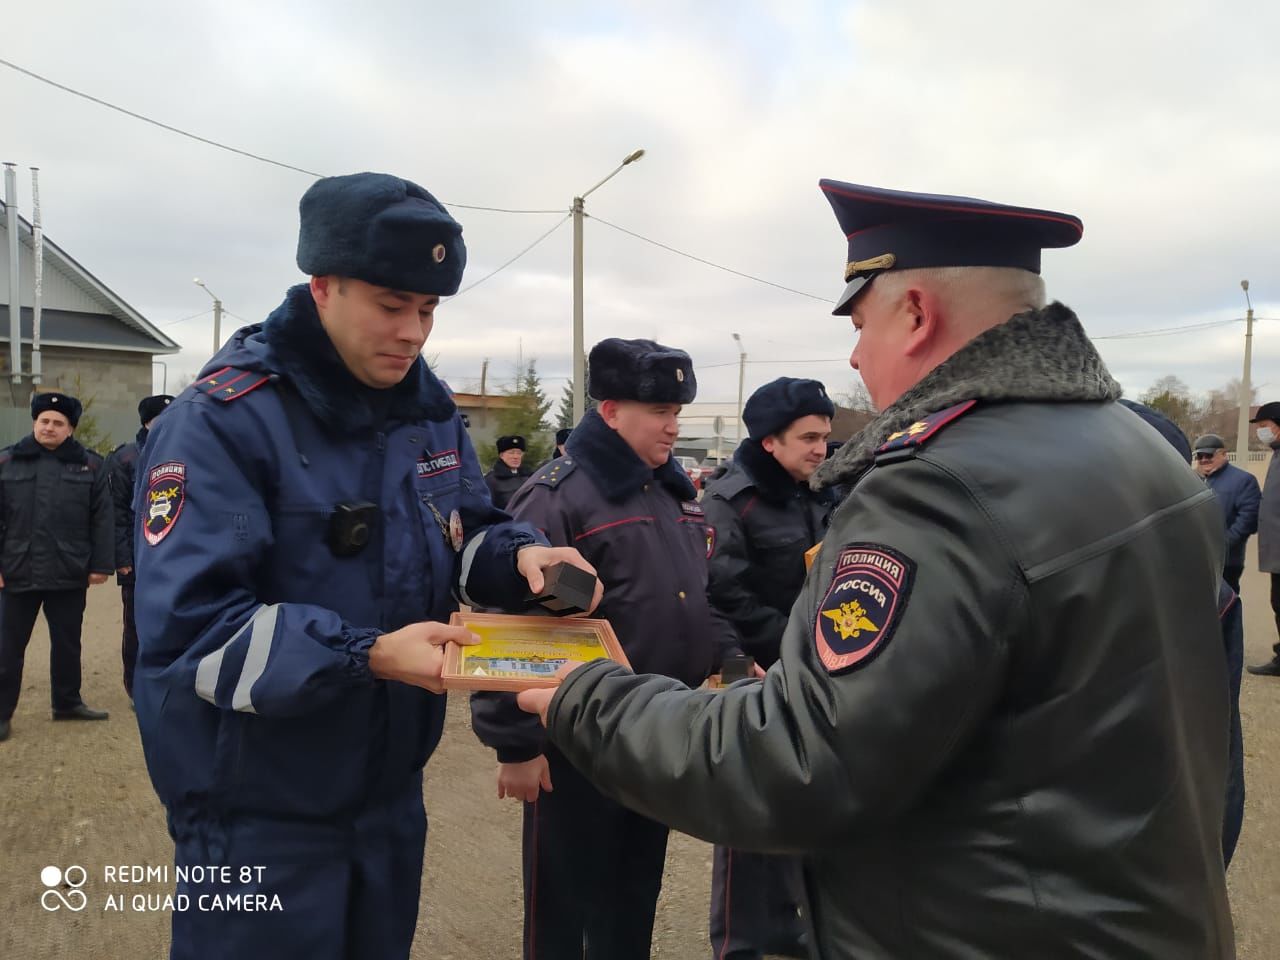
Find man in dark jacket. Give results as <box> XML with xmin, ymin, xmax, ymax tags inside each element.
<box><xmin>104</xmin><ymin>394</ymin><xmax>173</xmax><ymax>700</ymax></box>
<box><xmin>534</xmin><ymin>426</ymin><xmax>571</xmax><ymax>471</ymax></box>
<box><xmin>1246</xmin><ymin>402</ymin><xmax>1280</xmax><ymax>676</ymax></box>
<box><xmin>133</xmin><ymin>172</ymin><xmax>593</xmax><ymax>960</ymax></box>
<box><xmin>518</xmin><ymin>182</ymin><xmax>1234</xmax><ymax>958</ymax></box>
<box><xmin>471</xmin><ymin>337</ymin><xmax>734</xmax><ymax>960</ymax></box>
<box><xmin>704</xmin><ymin>376</ymin><xmax>836</xmax><ymax>959</ymax></box>
<box><xmin>1194</xmin><ymin>432</ymin><xmax>1260</xmax><ymax>593</ymax></box>
<box><xmin>0</xmin><ymin>391</ymin><xmax>114</xmax><ymax>741</ymax></box>
<box><xmin>484</xmin><ymin>434</ymin><xmax>533</xmax><ymax>509</ymax></box>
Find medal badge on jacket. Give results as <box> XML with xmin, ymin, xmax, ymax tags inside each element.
<box><xmin>144</xmin><ymin>461</ymin><xmax>187</xmax><ymax>546</ymax></box>
<box><xmin>424</xmin><ymin>496</ymin><xmax>463</xmax><ymax>553</ymax></box>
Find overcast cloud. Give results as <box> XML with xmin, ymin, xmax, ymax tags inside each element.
<box><xmin>2</xmin><ymin>0</ymin><xmax>1277</xmax><ymax>405</ymax></box>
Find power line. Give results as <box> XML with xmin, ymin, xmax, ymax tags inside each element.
<box><xmin>588</xmin><ymin>214</ymin><xmax>831</xmax><ymax>303</ymax></box>
<box><xmin>0</xmin><ymin>56</ymin><xmax>563</xmax><ymax>216</ymax></box>
<box><xmin>1094</xmin><ymin>318</ymin><xmax>1240</xmax><ymax>340</ymax></box>
<box><xmin>449</xmin><ymin>214</ymin><xmax>571</xmax><ymax>299</ymax></box>
<box><xmin>159</xmin><ymin>308</ymin><xmax>211</xmax><ymax>327</ymax></box>
<box><xmin>700</xmin><ymin>357</ymin><xmax>849</xmax><ymax>370</ymax></box>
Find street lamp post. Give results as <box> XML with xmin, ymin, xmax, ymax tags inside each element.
<box><xmin>193</xmin><ymin>278</ymin><xmax>223</xmax><ymax>357</ymax></box>
<box><xmin>571</xmin><ymin>149</ymin><xmax>645</xmax><ymax>423</ymax></box>
<box><xmin>732</xmin><ymin>332</ymin><xmax>746</xmax><ymax>448</ymax></box>
<box><xmin>1237</xmin><ymin>280</ymin><xmax>1255</xmax><ymax>463</ymax></box>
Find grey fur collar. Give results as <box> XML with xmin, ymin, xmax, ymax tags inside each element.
<box><xmin>812</xmin><ymin>302</ymin><xmax>1121</xmax><ymax>490</ymax></box>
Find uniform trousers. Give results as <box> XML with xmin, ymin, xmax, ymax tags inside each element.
<box><xmin>166</xmin><ymin>776</ymin><xmax>427</xmax><ymax>960</ymax></box>
<box><xmin>120</xmin><ymin>584</ymin><xmax>138</xmax><ymax>697</ymax></box>
<box><xmin>521</xmin><ymin>745</ymin><xmax>669</xmax><ymax>960</ymax></box>
<box><xmin>0</xmin><ymin>587</ymin><xmax>89</xmax><ymax>719</ymax></box>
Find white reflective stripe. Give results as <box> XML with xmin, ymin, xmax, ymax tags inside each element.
<box><xmin>458</xmin><ymin>530</ymin><xmax>488</xmax><ymax>607</ymax></box>
<box><xmin>193</xmin><ymin>604</ymin><xmax>277</xmax><ymax>712</ymax></box>
<box><xmin>231</xmin><ymin>604</ymin><xmax>280</xmax><ymax>714</ymax></box>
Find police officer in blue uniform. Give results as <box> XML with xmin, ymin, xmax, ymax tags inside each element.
<box><xmin>471</xmin><ymin>337</ymin><xmax>737</xmax><ymax>960</ymax></box>
<box><xmin>104</xmin><ymin>393</ymin><xmax>172</xmax><ymax>700</ymax></box>
<box><xmin>133</xmin><ymin>172</ymin><xmax>598</xmax><ymax>960</ymax></box>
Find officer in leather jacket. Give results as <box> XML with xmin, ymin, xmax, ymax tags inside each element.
<box><xmin>518</xmin><ymin>181</ymin><xmax>1234</xmax><ymax>959</ymax></box>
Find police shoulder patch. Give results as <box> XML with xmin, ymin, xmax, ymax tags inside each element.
<box><xmin>814</xmin><ymin>542</ymin><xmax>915</xmax><ymax>674</ymax></box>
<box><xmin>193</xmin><ymin>367</ymin><xmax>273</xmax><ymax>403</ymax></box>
<box><xmin>144</xmin><ymin>461</ymin><xmax>187</xmax><ymax>546</ymax></box>
<box><xmin>874</xmin><ymin>400</ymin><xmax>977</xmax><ymax>464</ymax></box>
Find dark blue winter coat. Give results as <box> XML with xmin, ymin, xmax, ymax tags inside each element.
<box><xmin>1204</xmin><ymin>462</ymin><xmax>1261</xmax><ymax>568</ymax></box>
<box><xmin>134</xmin><ymin>285</ymin><xmax>545</xmax><ymax>823</ymax></box>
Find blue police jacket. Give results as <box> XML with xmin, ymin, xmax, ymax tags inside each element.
<box><xmin>134</xmin><ymin>284</ymin><xmax>545</xmax><ymax>822</ymax></box>
<box><xmin>1204</xmin><ymin>461</ymin><xmax>1261</xmax><ymax>568</ymax></box>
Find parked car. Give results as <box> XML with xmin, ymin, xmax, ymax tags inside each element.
<box><xmin>674</xmin><ymin>455</ymin><xmax>703</xmax><ymax>490</ymax></box>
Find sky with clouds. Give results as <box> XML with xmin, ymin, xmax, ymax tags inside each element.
<box><xmin>2</xmin><ymin>0</ymin><xmax>1277</xmax><ymax>406</ymax></box>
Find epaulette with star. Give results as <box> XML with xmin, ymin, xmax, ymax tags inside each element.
<box><xmin>533</xmin><ymin>457</ymin><xmax>577</xmax><ymax>488</ymax></box>
<box><xmin>193</xmin><ymin>366</ymin><xmax>273</xmax><ymax>403</ymax></box>
<box><xmin>874</xmin><ymin>400</ymin><xmax>977</xmax><ymax>464</ymax></box>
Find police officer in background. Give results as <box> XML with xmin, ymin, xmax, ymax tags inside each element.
<box><xmin>0</xmin><ymin>391</ymin><xmax>114</xmax><ymax>742</ymax></box>
<box><xmin>133</xmin><ymin>172</ymin><xmax>597</xmax><ymax>960</ymax></box>
<box><xmin>702</xmin><ymin>376</ymin><xmax>837</xmax><ymax>960</ymax></box>
<box><xmin>518</xmin><ymin>182</ymin><xmax>1234</xmax><ymax>958</ymax></box>
<box><xmin>104</xmin><ymin>393</ymin><xmax>173</xmax><ymax>700</ymax></box>
<box><xmin>535</xmin><ymin>426</ymin><xmax>571</xmax><ymax>471</ymax></box>
<box><xmin>485</xmin><ymin>434</ymin><xmax>532</xmax><ymax>509</ymax></box>
<box><xmin>472</xmin><ymin>337</ymin><xmax>736</xmax><ymax>960</ymax></box>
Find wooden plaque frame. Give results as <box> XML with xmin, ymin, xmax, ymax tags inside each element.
<box><xmin>442</xmin><ymin>612</ymin><xmax>629</xmax><ymax>692</ymax></box>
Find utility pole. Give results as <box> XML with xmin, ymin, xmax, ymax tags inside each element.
<box><xmin>194</xmin><ymin>278</ymin><xmax>224</xmax><ymax>356</ymax></box>
<box><xmin>1237</xmin><ymin>280</ymin><xmax>1255</xmax><ymax>463</ymax></box>
<box><xmin>570</xmin><ymin>149</ymin><xmax>645</xmax><ymax>423</ymax></box>
<box><xmin>732</xmin><ymin>332</ymin><xmax>746</xmax><ymax>447</ymax></box>
<box><xmin>572</xmin><ymin>195</ymin><xmax>585</xmax><ymax>423</ymax></box>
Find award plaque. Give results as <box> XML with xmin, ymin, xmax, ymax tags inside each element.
<box><xmin>442</xmin><ymin>612</ymin><xmax>629</xmax><ymax>692</ymax></box>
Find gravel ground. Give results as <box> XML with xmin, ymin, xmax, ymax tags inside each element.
<box><xmin>2</xmin><ymin>540</ymin><xmax>1277</xmax><ymax>959</ymax></box>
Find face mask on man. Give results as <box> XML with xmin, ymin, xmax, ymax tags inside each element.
<box><xmin>1258</xmin><ymin>427</ymin><xmax>1276</xmax><ymax>445</ymax></box>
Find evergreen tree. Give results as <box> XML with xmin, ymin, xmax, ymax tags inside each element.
<box><xmin>555</xmin><ymin>377</ymin><xmax>597</xmax><ymax>430</ymax></box>
<box><xmin>68</xmin><ymin>374</ymin><xmax>113</xmax><ymax>455</ymax></box>
<box><xmin>481</xmin><ymin>361</ymin><xmax>553</xmax><ymax>470</ymax></box>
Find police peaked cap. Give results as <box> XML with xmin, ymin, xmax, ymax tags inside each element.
<box><xmin>819</xmin><ymin>180</ymin><xmax>1083</xmax><ymax>315</ymax></box>
<box><xmin>297</xmin><ymin>172</ymin><xmax>467</xmax><ymax>295</ymax></box>
<box><xmin>744</xmin><ymin>377</ymin><xmax>835</xmax><ymax>440</ymax></box>
<box><xmin>587</xmin><ymin>338</ymin><xmax>697</xmax><ymax>404</ymax></box>
<box><xmin>496</xmin><ymin>435</ymin><xmax>527</xmax><ymax>453</ymax></box>
<box><xmin>30</xmin><ymin>391</ymin><xmax>82</xmax><ymax>427</ymax></box>
<box><xmin>138</xmin><ymin>394</ymin><xmax>175</xmax><ymax>425</ymax></box>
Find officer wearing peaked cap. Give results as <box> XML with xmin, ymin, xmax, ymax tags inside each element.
<box><xmin>471</xmin><ymin>337</ymin><xmax>738</xmax><ymax>960</ymax></box>
<box><xmin>132</xmin><ymin>171</ymin><xmax>598</xmax><ymax>960</ymax></box>
<box><xmin>104</xmin><ymin>394</ymin><xmax>174</xmax><ymax>700</ymax></box>
<box><xmin>484</xmin><ymin>434</ymin><xmax>533</xmax><ymax>510</ymax></box>
<box><xmin>517</xmin><ymin>182</ymin><xmax>1234</xmax><ymax>958</ymax></box>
